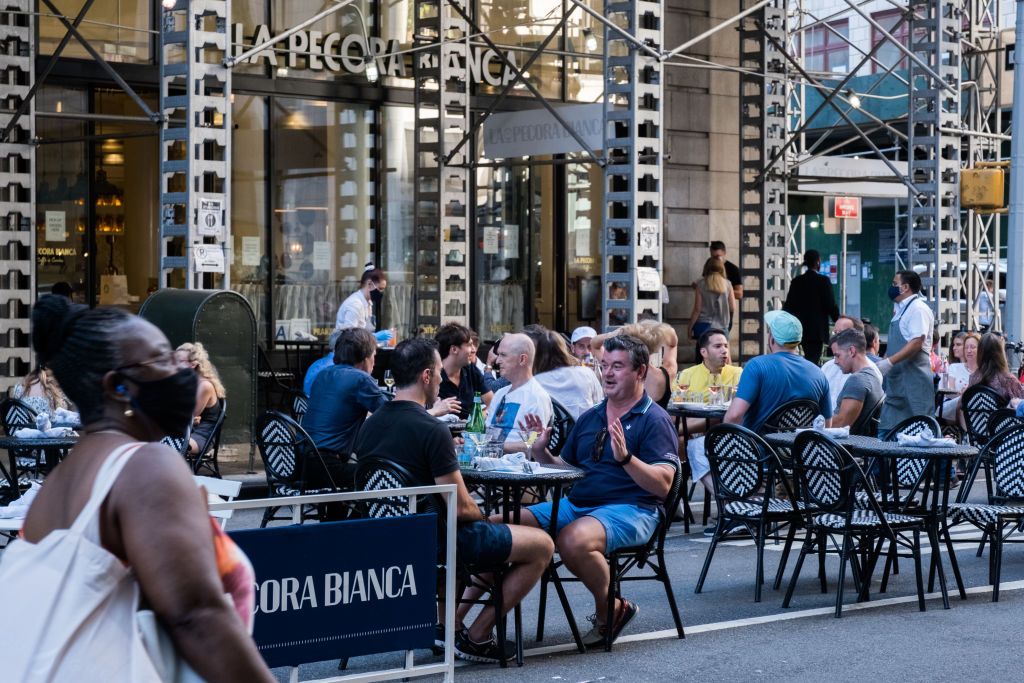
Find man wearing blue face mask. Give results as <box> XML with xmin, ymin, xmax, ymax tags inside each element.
<box><xmin>877</xmin><ymin>270</ymin><xmax>934</xmax><ymax>437</ymax></box>
<box><xmin>335</xmin><ymin>268</ymin><xmax>394</xmax><ymax>345</ymax></box>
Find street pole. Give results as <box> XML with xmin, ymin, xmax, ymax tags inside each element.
<box><xmin>1007</xmin><ymin>0</ymin><xmax>1024</xmax><ymax>345</ymax></box>
<box><xmin>840</xmin><ymin>217</ymin><xmax>847</xmax><ymax>313</ymax></box>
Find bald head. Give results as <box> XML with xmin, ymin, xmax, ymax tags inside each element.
<box><xmin>496</xmin><ymin>333</ymin><xmax>535</xmax><ymax>386</ymax></box>
<box><xmin>834</xmin><ymin>315</ymin><xmax>863</xmax><ymax>334</ymax></box>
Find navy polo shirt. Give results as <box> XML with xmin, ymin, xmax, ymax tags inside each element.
<box><xmin>302</xmin><ymin>363</ymin><xmax>388</xmax><ymax>456</ymax></box>
<box><xmin>561</xmin><ymin>394</ymin><xmax>679</xmax><ymax>508</ymax></box>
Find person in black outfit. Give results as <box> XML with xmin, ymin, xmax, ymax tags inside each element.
<box><xmin>435</xmin><ymin>322</ymin><xmax>492</xmax><ymax>418</ymax></box>
<box><xmin>783</xmin><ymin>249</ymin><xmax>839</xmax><ymax>365</ymax></box>
<box><xmin>709</xmin><ymin>240</ymin><xmax>742</xmax><ymax>301</ymax></box>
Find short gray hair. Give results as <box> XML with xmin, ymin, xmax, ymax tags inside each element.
<box><xmin>603</xmin><ymin>334</ymin><xmax>650</xmax><ymax>370</ymax></box>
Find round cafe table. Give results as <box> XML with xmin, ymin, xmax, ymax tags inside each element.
<box><xmin>0</xmin><ymin>435</ymin><xmax>78</xmax><ymax>492</ymax></box>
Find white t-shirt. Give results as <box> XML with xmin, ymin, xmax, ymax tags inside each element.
<box><xmin>823</xmin><ymin>357</ymin><xmax>882</xmax><ymax>412</ymax></box>
<box><xmin>892</xmin><ymin>295</ymin><xmax>933</xmax><ymax>354</ymax></box>
<box><xmin>947</xmin><ymin>362</ymin><xmax>972</xmax><ymax>392</ymax></box>
<box><xmin>535</xmin><ymin>366</ymin><xmax>603</xmax><ymax>420</ymax></box>
<box><xmin>335</xmin><ymin>290</ymin><xmax>373</xmax><ymax>331</ymax></box>
<box><xmin>486</xmin><ymin>377</ymin><xmax>553</xmax><ymax>443</ymax></box>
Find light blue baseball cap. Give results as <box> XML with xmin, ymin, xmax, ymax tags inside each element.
<box><xmin>764</xmin><ymin>310</ymin><xmax>803</xmax><ymax>345</ymax></box>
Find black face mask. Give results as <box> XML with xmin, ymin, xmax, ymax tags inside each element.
<box><xmin>370</xmin><ymin>288</ymin><xmax>384</xmax><ymax>307</ymax></box>
<box><xmin>123</xmin><ymin>368</ymin><xmax>198</xmax><ymax>439</ymax></box>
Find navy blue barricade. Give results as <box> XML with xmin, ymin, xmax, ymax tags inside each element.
<box><xmin>229</xmin><ymin>514</ymin><xmax>438</xmax><ymax>668</ymax></box>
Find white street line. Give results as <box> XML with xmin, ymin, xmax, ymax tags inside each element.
<box><xmin>518</xmin><ymin>579</ymin><xmax>1024</xmax><ymax>660</ymax></box>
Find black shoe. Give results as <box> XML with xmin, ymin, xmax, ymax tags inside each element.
<box><xmin>454</xmin><ymin>629</ymin><xmax>517</xmax><ymax>664</ymax></box>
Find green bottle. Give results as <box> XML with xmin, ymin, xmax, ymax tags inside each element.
<box><xmin>466</xmin><ymin>392</ymin><xmax>486</xmax><ymax>434</ymax></box>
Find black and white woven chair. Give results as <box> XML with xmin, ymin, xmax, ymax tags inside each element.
<box><xmin>757</xmin><ymin>399</ymin><xmax>819</xmax><ymax>437</ymax></box>
<box><xmin>850</xmin><ymin>395</ymin><xmax>884</xmax><ymax>437</ymax></box>
<box><xmin>190</xmin><ymin>400</ymin><xmax>227</xmax><ymax>478</ymax></box>
<box><xmin>160</xmin><ymin>435</ymin><xmax>191</xmax><ymax>456</ymax></box>
<box><xmin>947</xmin><ymin>424</ymin><xmax>1024</xmax><ymax>601</ymax></box>
<box><xmin>0</xmin><ymin>398</ymin><xmax>46</xmax><ymax>483</ymax></box>
<box><xmin>548</xmin><ymin>399</ymin><xmax>575</xmax><ymax>458</ymax></box>
<box><xmin>857</xmin><ymin>415</ymin><xmax>941</xmax><ymax>512</ymax></box>
<box><xmin>255</xmin><ymin>410</ymin><xmax>342</xmax><ymax>527</ymax></box>
<box><xmin>355</xmin><ymin>457</ymin><xmax>519</xmax><ymax>667</ymax></box>
<box><xmin>988</xmin><ymin>409</ymin><xmax>1024</xmax><ymax>439</ymax></box>
<box><xmin>962</xmin><ymin>385</ymin><xmax>1007</xmax><ymax>447</ymax></box>
<box><xmin>696</xmin><ymin>424</ymin><xmax>802</xmax><ymax>603</ymax></box>
<box><xmin>289</xmin><ymin>391</ymin><xmax>310</xmax><ymax>422</ymax></box>
<box><xmin>783</xmin><ymin>430</ymin><xmax>928</xmax><ymax>617</ymax></box>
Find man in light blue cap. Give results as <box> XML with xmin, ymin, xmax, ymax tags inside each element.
<box><xmin>724</xmin><ymin>309</ymin><xmax>832</xmax><ymax>432</ymax></box>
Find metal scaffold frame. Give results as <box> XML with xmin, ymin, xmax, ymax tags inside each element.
<box><xmin>159</xmin><ymin>0</ymin><xmax>232</xmax><ymax>290</ymax></box>
<box><xmin>0</xmin><ymin>0</ymin><xmax>34</xmax><ymax>392</ymax></box>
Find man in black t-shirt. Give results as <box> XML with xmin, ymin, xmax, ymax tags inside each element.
<box><xmin>352</xmin><ymin>338</ymin><xmax>552</xmax><ymax>664</ymax></box>
<box><xmin>436</xmin><ymin>323</ymin><xmax>493</xmax><ymax>419</ymax></box>
<box><xmin>710</xmin><ymin>240</ymin><xmax>742</xmax><ymax>301</ymax></box>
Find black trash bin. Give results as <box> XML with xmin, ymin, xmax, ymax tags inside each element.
<box><xmin>139</xmin><ymin>289</ymin><xmax>256</xmax><ymax>449</ymax></box>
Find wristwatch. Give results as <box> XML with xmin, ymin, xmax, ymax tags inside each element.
<box><xmin>619</xmin><ymin>451</ymin><xmax>633</xmax><ymax>466</ymax></box>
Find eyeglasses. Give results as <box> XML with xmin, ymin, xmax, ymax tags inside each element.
<box><xmin>591</xmin><ymin>427</ymin><xmax>608</xmax><ymax>463</ymax></box>
<box><xmin>115</xmin><ymin>351</ymin><xmax>176</xmax><ymax>373</ymax></box>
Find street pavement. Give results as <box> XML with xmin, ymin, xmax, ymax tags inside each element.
<box><xmin>226</xmin><ymin>478</ymin><xmax>1024</xmax><ymax>682</ymax></box>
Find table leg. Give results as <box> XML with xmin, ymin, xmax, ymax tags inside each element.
<box><xmin>544</xmin><ymin>485</ymin><xmax>585</xmax><ymax>653</ymax></box>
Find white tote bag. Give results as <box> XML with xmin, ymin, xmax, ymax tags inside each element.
<box><xmin>0</xmin><ymin>442</ymin><xmax>169</xmax><ymax>683</ymax></box>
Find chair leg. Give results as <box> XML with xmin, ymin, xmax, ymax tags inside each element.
<box><xmin>493</xmin><ymin>574</ymin><xmax>507</xmax><ymax>668</ymax></box>
<box><xmin>773</xmin><ymin>522</ymin><xmax>798</xmax><ymax>590</ymax></box>
<box><xmin>535</xmin><ymin>568</ymin><xmax>549</xmax><ymax>642</ymax></box>
<box><xmin>941</xmin><ymin>521</ymin><xmax>967</xmax><ymax>600</ymax></box>
<box><xmin>835</xmin><ymin>532</ymin><xmax>852</xmax><ymax>618</ymax></box>
<box><xmin>817</xmin><ymin>530</ymin><xmax>828</xmax><ymax>594</ymax></box>
<box><xmin>976</xmin><ymin>529</ymin><xmax>989</xmax><ymax>558</ymax></box>
<box><xmin>926</xmin><ymin>525</ymin><xmax>951</xmax><ymax>610</ymax></box>
<box><xmin>754</xmin><ymin>519</ymin><xmax>767</xmax><ymax>603</ymax></box>
<box><xmin>912</xmin><ymin>529</ymin><xmax>926</xmax><ymax>612</ymax></box>
<box><xmin>680</xmin><ymin>496</ymin><xmax>693</xmax><ymax>535</ymax></box>
<box><xmin>694</xmin><ymin>524</ymin><xmax>724</xmax><ymax>594</ymax></box>
<box><xmin>604</xmin><ymin>557</ymin><xmax>617</xmax><ymax>653</ymax></box>
<box><xmin>782</xmin><ymin>534</ymin><xmax>813</xmax><ymax>608</ymax></box>
<box><xmin>992</xmin><ymin>525</ymin><xmax>1004</xmax><ymax>602</ymax></box>
<box><xmin>658</xmin><ymin>550</ymin><xmax>685</xmax><ymax>639</ymax></box>
<box><xmin>550</xmin><ymin>566</ymin><xmax>585</xmax><ymax>653</ymax></box>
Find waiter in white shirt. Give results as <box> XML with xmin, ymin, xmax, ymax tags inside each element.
<box><xmin>877</xmin><ymin>269</ymin><xmax>934</xmax><ymax>437</ymax></box>
<box><xmin>335</xmin><ymin>267</ymin><xmax>394</xmax><ymax>345</ymax></box>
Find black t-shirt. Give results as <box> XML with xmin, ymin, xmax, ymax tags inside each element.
<box><xmin>438</xmin><ymin>364</ymin><xmax>487</xmax><ymax>419</ymax></box>
<box><xmin>352</xmin><ymin>400</ymin><xmax>458</xmax><ymax>486</ymax></box>
<box><xmin>724</xmin><ymin>260</ymin><xmax>742</xmax><ymax>290</ymax></box>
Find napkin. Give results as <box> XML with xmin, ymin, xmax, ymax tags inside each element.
<box><xmin>53</xmin><ymin>408</ymin><xmax>81</xmax><ymax>424</ymax></box>
<box><xmin>795</xmin><ymin>426</ymin><xmax>850</xmax><ymax>438</ymax></box>
<box><xmin>12</xmin><ymin>427</ymin><xmax>76</xmax><ymax>439</ymax></box>
<box><xmin>436</xmin><ymin>414</ymin><xmax>459</xmax><ymax>423</ymax></box>
<box><xmin>472</xmin><ymin>452</ymin><xmax>538</xmax><ymax>473</ymax></box>
<box><xmin>0</xmin><ymin>482</ymin><xmax>41</xmax><ymax>519</ymax></box>
<box><xmin>896</xmin><ymin>432</ymin><xmax>957</xmax><ymax>447</ymax></box>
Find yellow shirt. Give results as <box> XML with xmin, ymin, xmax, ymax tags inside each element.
<box><xmin>676</xmin><ymin>363</ymin><xmax>743</xmax><ymax>398</ymax></box>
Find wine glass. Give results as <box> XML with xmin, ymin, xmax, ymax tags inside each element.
<box><xmin>708</xmin><ymin>374</ymin><xmax>722</xmax><ymax>406</ymax></box>
<box><xmin>383</xmin><ymin>369</ymin><xmax>395</xmax><ymax>392</ymax></box>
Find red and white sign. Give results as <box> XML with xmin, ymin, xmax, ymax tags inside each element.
<box><xmin>833</xmin><ymin>196</ymin><xmax>860</xmax><ymax>219</ymax></box>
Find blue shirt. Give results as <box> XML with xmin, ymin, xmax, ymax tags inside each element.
<box><xmin>303</xmin><ymin>353</ymin><xmax>334</xmax><ymax>396</ymax></box>
<box><xmin>735</xmin><ymin>351</ymin><xmax>832</xmax><ymax>432</ymax></box>
<box><xmin>301</xmin><ymin>364</ymin><xmax>388</xmax><ymax>456</ymax></box>
<box><xmin>561</xmin><ymin>394</ymin><xmax>680</xmax><ymax>508</ymax></box>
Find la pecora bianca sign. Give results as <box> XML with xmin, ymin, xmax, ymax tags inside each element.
<box><xmin>231</xmin><ymin>23</ymin><xmax>522</xmax><ymax>85</ymax></box>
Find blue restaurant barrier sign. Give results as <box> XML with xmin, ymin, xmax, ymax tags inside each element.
<box><xmin>229</xmin><ymin>514</ymin><xmax>438</xmax><ymax>668</ymax></box>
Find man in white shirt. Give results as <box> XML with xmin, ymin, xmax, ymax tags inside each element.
<box><xmin>877</xmin><ymin>270</ymin><xmax>935</xmax><ymax>437</ymax></box>
<box><xmin>335</xmin><ymin>268</ymin><xmax>393</xmax><ymax>345</ymax></box>
<box><xmin>487</xmin><ymin>333</ymin><xmax>553</xmax><ymax>452</ymax></box>
<box><xmin>821</xmin><ymin>315</ymin><xmax>881</xmax><ymax>409</ymax></box>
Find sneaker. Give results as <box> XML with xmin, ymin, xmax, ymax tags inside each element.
<box><xmin>454</xmin><ymin>629</ymin><xmax>516</xmax><ymax>664</ymax></box>
<box><xmin>581</xmin><ymin>599</ymin><xmax>639</xmax><ymax>648</ymax></box>
<box><xmin>703</xmin><ymin>525</ymin><xmax>718</xmax><ymax>537</ymax></box>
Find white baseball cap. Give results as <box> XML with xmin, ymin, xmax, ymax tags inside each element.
<box><xmin>570</xmin><ymin>326</ymin><xmax>598</xmax><ymax>344</ymax></box>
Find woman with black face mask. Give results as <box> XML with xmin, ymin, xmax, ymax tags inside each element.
<box><xmin>0</xmin><ymin>295</ymin><xmax>274</xmax><ymax>683</ymax></box>
<box><xmin>334</xmin><ymin>267</ymin><xmax>395</xmax><ymax>346</ymax></box>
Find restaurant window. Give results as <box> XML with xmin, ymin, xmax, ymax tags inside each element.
<box><xmin>566</xmin><ymin>0</ymin><xmax>603</xmax><ymax>102</ymax></box>
<box><xmin>380</xmin><ymin>105</ymin><xmax>416</xmax><ymax>341</ymax></box>
<box><xmin>269</xmin><ymin>0</ymin><xmax>375</xmax><ymax>83</ymax></box>
<box><xmin>271</xmin><ymin>98</ymin><xmax>376</xmax><ymax>343</ymax></box>
<box><xmin>803</xmin><ymin>20</ymin><xmax>849</xmax><ymax>74</ymax></box>
<box><xmin>476</xmin><ymin>0</ymin><xmax>563</xmax><ymax>99</ymax></box>
<box><xmin>230</xmin><ymin>95</ymin><xmax>269</xmax><ymax>344</ymax></box>
<box><xmin>39</xmin><ymin>0</ymin><xmax>152</xmax><ymax>64</ymax></box>
<box><xmin>566</xmin><ymin>163</ymin><xmax>601</xmax><ymax>331</ymax></box>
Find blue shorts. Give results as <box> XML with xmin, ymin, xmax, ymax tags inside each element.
<box><xmin>457</xmin><ymin>520</ymin><xmax>512</xmax><ymax>567</ymax></box>
<box><xmin>528</xmin><ymin>499</ymin><xmax>660</xmax><ymax>553</ymax></box>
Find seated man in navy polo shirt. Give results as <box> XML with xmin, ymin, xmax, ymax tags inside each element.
<box><xmin>520</xmin><ymin>335</ymin><xmax>679</xmax><ymax>647</ymax></box>
<box><xmin>436</xmin><ymin>322</ymin><xmax>492</xmax><ymax>419</ymax></box>
<box><xmin>301</xmin><ymin>327</ymin><xmax>388</xmax><ymax>487</ymax></box>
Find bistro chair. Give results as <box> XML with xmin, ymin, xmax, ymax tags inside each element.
<box><xmin>783</xmin><ymin>430</ymin><xmax>928</xmax><ymax>617</ymax></box>
<box><xmin>160</xmin><ymin>435</ymin><xmax>190</xmax><ymax>456</ymax></box>
<box><xmin>695</xmin><ymin>424</ymin><xmax>802</xmax><ymax>603</ymax></box>
<box><xmin>757</xmin><ymin>399</ymin><xmax>819</xmax><ymax>437</ymax></box>
<box><xmin>961</xmin><ymin>385</ymin><xmax>1007</xmax><ymax>447</ymax></box>
<box><xmin>190</xmin><ymin>400</ymin><xmax>227</xmax><ymax>478</ymax></box>
<box><xmin>539</xmin><ymin>460</ymin><xmax>686</xmax><ymax>652</ymax></box>
<box><xmin>947</xmin><ymin>424</ymin><xmax>1024</xmax><ymax>601</ymax></box>
<box><xmin>254</xmin><ymin>410</ymin><xmax>343</xmax><ymax>527</ymax></box>
<box><xmin>355</xmin><ymin>457</ymin><xmax>520</xmax><ymax>668</ymax></box>
<box><xmin>0</xmin><ymin>398</ymin><xmax>46</xmax><ymax>483</ymax></box>
<box><xmin>850</xmin><ymin>396</ymin><xmax>884</xmax><ymax>437</ymax></box>
<box><xmin>987</xmin><ymin>408</ymin><xmax>1024</xmax><ymax>439</ymax></box>
<box><xmin>548</xmin><ymin>399</ymin><xmax>575</xmax><ymax>458</ymax></box>
<box><xmin>257</xmin><ymin>345</ymin><xmax>295</xmax><ymax>412</ymax></box>
<box><xmin>859</xmin><ymin>415</ymin><xmax>941</xmax><ymax>512</ymax></box>
<box><xmin>289</xmin><ymin>390</ymin><xmax>310</xmax><ymax>422</ymax></box>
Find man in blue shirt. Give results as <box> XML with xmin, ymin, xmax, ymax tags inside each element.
<box><xmin>724</xmin><ymin>309</ymin><xmax>832</xmax><ymax>432</ymax></box>
<box><xmin>302</xmin><ymin>329</ymin><xmax>342</xmax><ymax>396</ymax></box>
<box><xmin>520</xmin><ymin>335</ymin><xmax>679</xmax><ymax>647</ymax></box>
<box><xmin>301</xmin><ymin>328</ymin><xmax>388</xmax><ymax>488</ymax></box>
